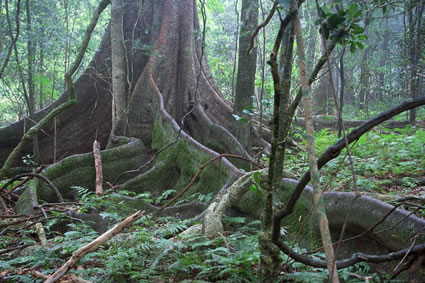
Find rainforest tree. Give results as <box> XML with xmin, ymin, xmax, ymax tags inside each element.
<box><xmin>0</xmin><ymin>0</ymin><xmax>424</xmax><ymax>281</ymax></box>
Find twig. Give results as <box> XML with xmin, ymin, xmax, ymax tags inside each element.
<box><xmin>44</xmin><ymin>210</ymin><xmax>144</xmax><ymax>283</ymax></box>
<box><xmin>0</xmin><ymin>173</ymin><xmax>64</xmax><ymax>203</ymax></box>
<box><xmin>348</xmin><ymin>273</ymin><xmax>373</xmax><ymax>282</ymax></box>
<box><xmin>3</xmin><ymin>166</ymin><xmax>42</xmax><ymax>197</ymax></box>
<box><xmin>0</xmin><ymin>244</ymin><xmax>32</xmax><ymax>256</ymax></box>
<box><xmin>393</xmin><ymin>236</ymin><xmax>416</xmax><ymax>273</ymax></box>
<box><xmin>247</xmin><ymin>1</ymin><xmax>277</xmax><ymax>55</ymax></box>
<box><xmin>218</xmin><ymin>232</ymin><xmax>235</xmax><ymax>252</ymax></box>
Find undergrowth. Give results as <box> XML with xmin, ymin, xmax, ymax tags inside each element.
<box><xmin>287</xmin><ymin>126</ymin><xmax>425</xmax><ymax>197</ymax></box>
<box><xmin>0</xmin><ymin>188</ymin><xmax>386</xmax><ymax>282</ymax></box>
<box><xmin>2</xmin><ymin>123</ymin><xmax>424</xmax><ymax>282</ymax></box>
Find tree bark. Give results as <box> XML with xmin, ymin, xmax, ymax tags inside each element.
<box><xmin>358</xmin><ymin>47</ymin><xmax>369</xmax><ymax>111</ymax></box>
<box><xmin>25</xmin><ymin>0</ymin><xmax>40</xmax><ymax>163</ymax></box>
<box><xmin>293</xmin><ymin>2</ymin><xmax>339</xmax><ymax>280</ymax></box>
<box><xmin>407</xmin><ymin>0</ymin><xmax>425</xmax><ymax>124</ymax></box>
<box><xmin>110</xmin><ymin>0</ymin><xmax>128</xmax><ymax>137</ymax></box>
<box><xmin>233</xmin><ymin>0</ymin><xmax>258</xmax><ymax>115</ymax></box>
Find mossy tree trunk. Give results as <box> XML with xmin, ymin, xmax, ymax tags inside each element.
<box><xmin>3</xmin><ymin>0</ymin><xmax>254</xmax><ymax>215</ymax></box>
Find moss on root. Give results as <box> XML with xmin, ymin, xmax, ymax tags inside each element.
<box><xmin>16</xmin><ymin>138</ymin><xmax>148</xmax><ymax>213</ymax></box>
<box><xmin>147</xmin><ymin>118</ymin><xmax>229</xmax><ymax>198</ymax></box>
<box><xmin>17</xmin><ymin>117</ymin><xmax>230</xmax><ymax>215</ymax></box>
<box><xmin>236</xmin><ymin>175</ymin><xmax>322</xmax><ymax>249</ymax></box>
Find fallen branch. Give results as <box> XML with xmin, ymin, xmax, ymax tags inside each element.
<box><xmin>0</xmin><ymin>244</ymin><xmax>32</xmax><ymax>256</ymax></box>
<box><xmin>44</xmin><ymin>210</ymin><xmax>144</xmax><ymax>283</ymax></box>
<box><xmin>27</xmin><ymin>269</ymin><xmax>91</xmax><ymax>283</ymax></box>
<box><xmin>2</xmin><ymin>166</ymin><xmax>42</xmax><ymax>197</ymax></box>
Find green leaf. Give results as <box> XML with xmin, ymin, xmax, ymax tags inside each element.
<box><xmin>356</xmin><ymin>41</ymin><xmax>365</xmax><ymax>49</ymax></box>
<box><xmin>348</xmin><ymin>3</ymin><xmax>356</xmax><ymax>18</ymax></box>
<box><xmin>320</xmin><ymin>24</ymin><xmax>330</xmax><ymax>39</ymax></box>
<box><xmin>354</xmin><ymin>8</ymin><xmax>363</xmax><ymax>18</ymax></box>
<box><xmin>328</xmin><ymin>14</ymin><xmax>345</xmax><ymax>29</ymax></box>
<box><xmin>350</xmin><ymin>42</ymin><xmax>356</xmax><ymax>53</ymax></box>
<box><xmin>250</xmin><ymin>184</ymin><xmax>257</xmax><ymax>192</ymax></box>
<box><xmin>351</xmin><ymin>23</ymin><xmax>364</xmax><ymax>34</ymax></box>
<box><xmin>253</xmin><ymin>171</ymin><xmax>261</xmax><ymax>184</ymax></box>
<box><xmin>232</xmin><ymin>114</ymin><xmax>248</xmax><ymax>122</ymax></box>
<box><xmin>242</xmin><ymin>109</ymin><xmax>255</xmax><ymax>116</ymax></box>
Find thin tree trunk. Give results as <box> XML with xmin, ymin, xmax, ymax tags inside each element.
<box><xmin>358</xmin><ymin>47</ymin><xmax>369</xmax><ymax>111</ymax></box>
<box><xmin>408</xmin><ymin>0</ymin><xmax>425</xmax><ymax>124</ymax></box>
<box><xmin>0</xmin><ymin>0</ymin><xmax>3</xmax><ymax>52</ymax></box>
<box><xmin>338</xmin><ymin>48</ymin><xmax>345</xmax><ymax>138</ymax></box>
<box><xmin>257</xmin><ymin>0</ymin><xmax>266</xmax><ymax>151</ymax></box>
<box><xmin>110</xmin><ymin>0</ymin><xmax>127</xmax><ymax>136</ymax></box>
<box><xmin>0</xmin><ymin>0</ymin><xmax>21</xmax><ymax>79</ymax></box>
<box><xmin>231</xmin><ymin>0</ymin><xmax>239</xmax><ymax>100</ymax></box>
<box><xmin>38</xmin><ymin>26</ymin><xmax>45</xmax><ymax>109</ymax></box>
<box><xmin>26</xmin><ymin>0</ymin><xmax>40</xmax><ymax>163</ymax></box>
<box><xmin>377</xmin><ymin>20</ymin><xmax>389</xmax><ymax>101</ymax></box>
<box><xmin>63</xmin><ymin>0</ymin><xmax>70</xmax><ymax>73</ymax></box>
<box><xmin>293</xmin><ymin>1</ymin><xmax>339</xmax><ymax>281</ymax></box>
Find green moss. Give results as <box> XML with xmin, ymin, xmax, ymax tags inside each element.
<box><xmin>150</xmin><ymin>117</ymin><xmax>228</xmax><ymax>200</ymax></box>
<box><xmin>237</xmin><ymin>179</ymin><xmax>322</xmax><ymax>250</ymax></box>
<box><xmin>16</xmin><ymin>180</ymin><xmax>39</xmax><ymax>215</ymax></box>
<box><xmin>20</xmin><ymin>139</ymin><xmax>148</xmax><ymax>203</ymax></box>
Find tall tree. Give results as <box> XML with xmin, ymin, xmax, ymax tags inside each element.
<box><xmin>406</xmin><ymin>0</ymin><xmax>425</xmax><ymax>124</ymax></box>
<box><xmin>25</xmin><ymin>0</ymin><xmax>39</xmax><ymax>162</ymax></box>
<box><xmin>110</xmin><ymin>0</ymin><xmax>127</xmax><ymax>137</ymax></box>
<box><xmin>233</xmin><ymin>0</ymin><xmax>258</xmax><ymax>115</ymax></box>
<box><xmin>0</xmin><ymin>0</ymin><xmax>3</xmax><ymax>52</ymax></box>
<box><xmin>311</xmin><ymin>1</ymin><xmax>335</xmax><ymax>116</ymax></box>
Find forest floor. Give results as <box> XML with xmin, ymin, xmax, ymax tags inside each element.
<box><xmin>1</xmin><ymin>118</ymin><xmax>424</xmax><ymax>282</ymax></box>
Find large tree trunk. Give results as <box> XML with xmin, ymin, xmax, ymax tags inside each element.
<box><xmin>4</xmin><ymin>0</ymin><xmax>254</xmax><ymax>208</ymax></box>
<box><xmin>233</xmin><ymin>0</ymin><xmax>258</xmax><ymax>115</ymax></box>
<box><xmin>0</xmin><ymin>0</ymin><xmax>253</xmax><ymax>167</ymax></box>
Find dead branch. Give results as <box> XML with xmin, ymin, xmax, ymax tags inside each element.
<box><xmin>93</xmin><ymin>140</ymin><xmax>103</xmax><ymax>194</ymax></box>
<box><xmin>44</xmin><ymin>210</ymin><xmax>144</xmax><ymax>283</ymax></box>
<box><xmin>0</xmin><ymin>244</ymin><xmax>32</xmax><ymax>256</ymax></box>
<box><xmin>0</xmin><ymin>173</ymin><xmax>64</xmax><ymax>203</ymax></box>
